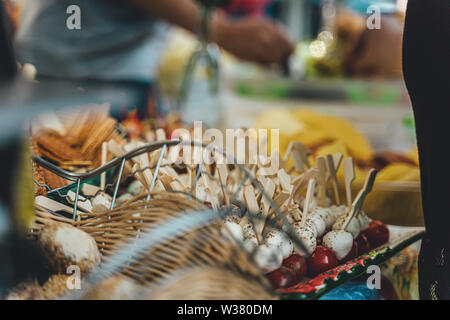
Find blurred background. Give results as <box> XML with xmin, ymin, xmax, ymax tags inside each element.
<box><xmin>1</xmin><ymin>0</ymin><xmax>422</xmax><ymax>300</ymax></box>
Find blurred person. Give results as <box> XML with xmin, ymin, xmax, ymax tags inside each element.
<box><xmin>14</xmin><ymin>0</ymin><xmax>293</xmax><ymax>118</ymax></box>
<box><xmin>403</xmin><ymin>0</ymin><xmax>450</xmax><ymax>299</ymax></box>
<box><xmin>15</xmin><ymin>0</ymin><xmax>293</xmax><ymax>76</ymax></box>
<box><xmin>225</xmin><ymin>0</ymin><xmax>272</xmax><ymax>17</ymax></box>
<box><xmin>337</xmin><ymin>10</ymin><xmax>404</xmax><ymax>78</ymax></box>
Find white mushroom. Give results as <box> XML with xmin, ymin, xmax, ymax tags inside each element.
<box><xmin>312</xmin><ymin>207</ymin><xmax>335</xmax><ymax>229</ymax></box>
<box><xmin>242</xmin><ymin>223</ymin><xmax>256</xmax><ymax>238</ymax></box>
<box><xmin>358</xmin><ymin>210</ymin><xmax>371</xmax><ymax>230</ymax></box>
<box><xmin>223</xmin><ymin>213</ymin><xmax>241</xmax><ymax>225</ymax></box>
<box><xmin>306</xmin><ymin>212</ymin><xmax>326</xmax><ymax>237</ymax></box>
<box><xmin>289</xmin><ymin>220</ymin><xmax>318</xmax><ymax>238</ymax></box>
<box><xmin>292</xmin><ymin>224</ymin><xmax>317</xmax><ymax>256</ymax></box>
<box><xmin>254</xmin><ymin>245</ymin><xmax>283</xmax><ymax>273</ymax></box>
<box><xmin>222</xmin><ymin>221</ymin><xmax>244</xmax><ymax>242</ymax></box>
<box><xmin>243</xmin><ymin>237</ymin><xmax>258</xmax><ymax>253</ymax></box>
<box><xmin>264</xmin><ymin>229</ymin><xmax>293</xmax><ymax>259</ymax></box>
<box><xmin>38</xmin><ymin>222</ymin><xmax>100</xmax><ymax>273</ymax></box>
<box><xmin>323</xmin><ymin>230</ymin><xmax>353</xmax><ymax>260</ymax></box>
<box><xmin>332</xmin><ymin>214</ymin><xmax>361</xmax><ymax>239</ymax></box>
<box><xmin>329</xmin><ymin>205</ymin><xmax>347</xmax><ymax>219</ymax></box>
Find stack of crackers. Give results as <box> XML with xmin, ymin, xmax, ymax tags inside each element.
<box><xmin>31</xmin><ymin>105</ymin><xmax>126</xmax><ymax>193</ymax></box>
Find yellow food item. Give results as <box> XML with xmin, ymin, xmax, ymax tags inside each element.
<box><xmin>377</xmin><ymin>163</ymin><xmax>420</xmax><ymax>182</ymax></box>
<box><xmin>291</xmin><ymin>109</ymin><xmax>373</xmax><ymax>162</ymax></box>
<box><xmin>254</xmin><ymin>108</ymin><xmax>305</xmax><ymax>155</ymax></box>
<box><xmin>254</xmin><ymin>108</ymin><xmax>373</xmax><ymax>163</ymax></box>
<box><xmin>407</xmin><ymin>147</ymin><xmax>419</xmax><ymax>166</ymax></box>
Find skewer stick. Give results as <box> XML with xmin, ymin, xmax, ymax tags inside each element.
<box><xmin>132</xmin><ymin>163</ymin><xmax>150</xmax><ymax>190</ymax></box>
<box><xmin>216</xmin><ymin>163</ymin><xmax>229</xmax><ymax>206</ymax></box>
<box><xmin>316</xmin><ymin>156</ymin><xmax>327</xmax><ymax>207</ymax></box>
<box><xmin>342</xmin><ymin>169</ymin><xmax>377</xmax><ymax>230</ymax></box>
<box><xmin>294</xmin><ymin>142</ymin><xmax>311</xmax><ymax>169</ymax></box>
<box><xmin>289</xmin><ymin>144</ymin><xmax>305</xmax><ymax>173</ymax></box>
<box><xmin>261</xmin><ymin>179</ymin><xmax>276</xmax><ymax>216</ymax></box>
<box><xmin>326</xmin><ymin>154</ymin><xmax>341</xmax><ymax>205</ymax></box>
<box><xmin>35</xmin><ymin>196</ymin><xmax>80</xmax><ymax>214</ymax></box>
<box><xmin>343</xmin><ymin>157</ymin><xmax>356</xmax><ymax>207</ymax></box>
<box><xmin>100</xmin><ymin>142</ymin><xmax>107</xmax><ymax>190</ymax></box>
<box><xmin>277</xmin><ymin>169</ymin><xmax>293</xmax><ymax>193</ymax></box>
<box><xmin>244</xmin><ymin>185</ymin><xmax>263</xmax><ymax>243</ymax></box>
<box><xmin>81</xmin><ymin>184</ymin><xmax>100</xmax><ymax>197</ymax></box>
<box><xmin>301</xmin><ymin>178</ymin><xmax>316</xmax><ymax>228</ymax></box>
<box><xmin>66</xmin><ymin>191</ymin><xmax>93</xmax><ymax>213</ymax></box>
<box><xmin>333</xmin><ymin>153</ymin><xmax>343</xmax><ymax>172</ymax></box>
<box><xmin>201</xmin><ymin>172</ymin><xmax>219</xmax><ymax>210</ymax></box>
<box><xmin>283</xmin><ymin>141</ymin><xmax>295</xmax><ymax>162</ymax></box>
<box><xmin>291</xmin><ymin>168</ymin><xmax>318</xmax><ymax>201</ymax></box>
<box><xmin>107</xmin><ymin>139</ymin><xmax>133</xmax><ymax>172</ymax></box>
<box><xmin>272</xmin><ymin>191</ymin><xmax>291</xmax><ymax>210</ymax></box>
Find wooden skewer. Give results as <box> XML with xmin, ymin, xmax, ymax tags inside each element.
<box><xmin>333</xmin><ymin>153</ymin><xmax>343</xmax><ymax>172</ymax></box>
<box><xmin>201</xmin><ymin>172</ymin><xmax>219</xmax><ymax>210</ymax></box>
<box><xmin>294</xmin><ymin>142</ymin><xmax>311</xmax><ymax>169</ymax></box>
<box><xmin>283</xmin><ymin>141</ymin><xmax>295</xmax><ymax>162</ymax></box>
<box><xmin>291</xmin><ymin>168</ymin><xmax>318</xmax><ymax>202</ymax></box>
<box><xmin>326</xmin><ymin>154</ymin><xmax>341</xmax><ymax>205</ymax></box>
<box><xmin>272</xmin><ymin>191</ymin><xmax>291</xmax><ymax>211</ymax></box>
<box><xmin>100</xmin><ymin>142</ymin><xmax>107</xmax><ymax>190</ymax></box>
<box><xmin>277</xmin><ymin>169</ymin><xmax>293</xmax><ymax>193</ymax></box>
<box><xmin>216</xmin><ymin>163</ymin><xmax>229</xmax><ymax>206</ymax></box>
<box><xmin>261</xmin><ymin>178</ymin><xmax>276</xmax><ymax>216</ymax></box>
<box><xmin>244</xmin><ymin>185</ymin><xmax>263</xmax><ymax>243</ymax></box>
<box><xmin>342</xmin><ymin>169</ymin><xmax>377</xmax><ymax>230</ymax></box>
<box><xmin>132</xmin><ymin>163</ymin><xmax>150</xmax><ymax>190</ymax></box>
<box><xmin>35</xmin><ymin>196</ymin><xmax>80</xmax><ymax>214</ymax></box>
<box><xmin>66</xmin><ymin>191</ymin><xmax>93</xmax><ymax>213</ymax></box>
<box><xmin>316</xmin><ymin>156</ymin><xmax>327</xmax><ymax>207</ymax></box>
<box><xmin>343</xmin><ymin>157</ymin><xmax>356</xmax><ymax>207</ymax></box>
<box><xmin>301</xmin><ymin>178</ymin><xmax>316</xmax><ymax>228</ymax></box>
<box><xmin>81</xmin><ymin>183</ymin><xmax>100</xmax><ymax>197</ymax></box>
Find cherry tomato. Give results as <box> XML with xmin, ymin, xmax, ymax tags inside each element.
<box><xmin>265</xmin><ymin>267</ymin><xmax>295</xmax><ymax>289</ymax></box>
<box><xmin>355</xmin><ymin>233</ymin><xmax>371</xmax><ymax>255</ymax></box>
<box><xmin>365</xmin><ymin>220</ymin><xmax>390</xmax><ymax>248</ymax></box>
<box><xmin>307</xmin><ymin>246</ymin><xmax>338</xmax><ymax>277</ymax></box>
<box><xmin>283</xmin><ymin>254</ymin><xmax>308</xmax><ymax>281</ymax></box>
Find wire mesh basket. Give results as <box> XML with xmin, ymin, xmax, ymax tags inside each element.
<box><xmin>30</xmin><ymin>137</ymin><xmax>311</xmax><ymax>299</ymax></box>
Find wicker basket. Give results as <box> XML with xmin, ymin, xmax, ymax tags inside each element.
<box><xmin>32</xmin><ymin>192</ymin><xmax>277</xmax><ymax>300</ymax></box>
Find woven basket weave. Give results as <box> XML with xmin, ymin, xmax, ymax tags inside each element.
<box><xmin>32</xmin><ymin>192</ymin><xmax>276</xmax><ymax>300</ymax></box>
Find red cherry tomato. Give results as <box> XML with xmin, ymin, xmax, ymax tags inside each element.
<box><xmin>265</xmin><ymin>267</ymin><xmax>295</xmax><ymax>289</ymax></box>
<box><xmin>283</xmin><ymin>254</ymin><xmax>308</xmax><ymax>281</ymax></box>
<box><xmin>365</xmin><ymin>220</ymin><xmax>390</xmax><ymax>248</ymax></box>
<box><xmin>340</xmin><ymin>240</ymin><xmax>359</xmax><ymax>262</ymax></box>
<box><xmin>355</xmin><ymin>233</ymin><xmax>371</xmax><ymax>255</ymax></box>
<box><xmin>307</xmin><ymin>246</ymin><xmax>338</xmax><ymax>277</ymax></box>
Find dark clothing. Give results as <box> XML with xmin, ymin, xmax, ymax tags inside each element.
<box><xmin>403</xmin><ymin>0</ymin><xmax>450</xmax><ymax>300</ymax></box>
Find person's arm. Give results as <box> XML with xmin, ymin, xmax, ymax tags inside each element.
<box><xmin>126</xmin><ymin>0</ymin><xmax>294</xmax><ymax>65</ymax></box>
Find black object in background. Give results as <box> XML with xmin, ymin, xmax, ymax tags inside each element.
<box><xmin>0</xmin><ymin>2</ymin><xmax>51</xmax><ymax>297</ymax></box>
<box><xmin>403</xmin><ymin>0</ymin><xmax>450</xmax><ymax>300</ymax></box>
<box><xmin>0</xmin><ymin>0</ymin><xmax>17</xmax><ymax>81</ymax></box>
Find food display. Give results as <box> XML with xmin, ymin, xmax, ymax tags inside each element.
<box><xmin>3</xmin><ymin>104</ymin><xmax>417</xmax><ymax>300</ymax></box>
<box><xmin>255</xmin><ymin>108</ymin><xmax>422</xmax><ymax>227</ymax></box>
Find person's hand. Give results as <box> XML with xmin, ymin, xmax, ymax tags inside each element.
<box><xmin>341</xmin><ymin>16</ymin><xmax>403</xmax><ymax>78</ymax></box>
<box><xmin>212</xmin><ymin>17</ymin><xmax>294</xmax><ymax>65</ymax></box>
